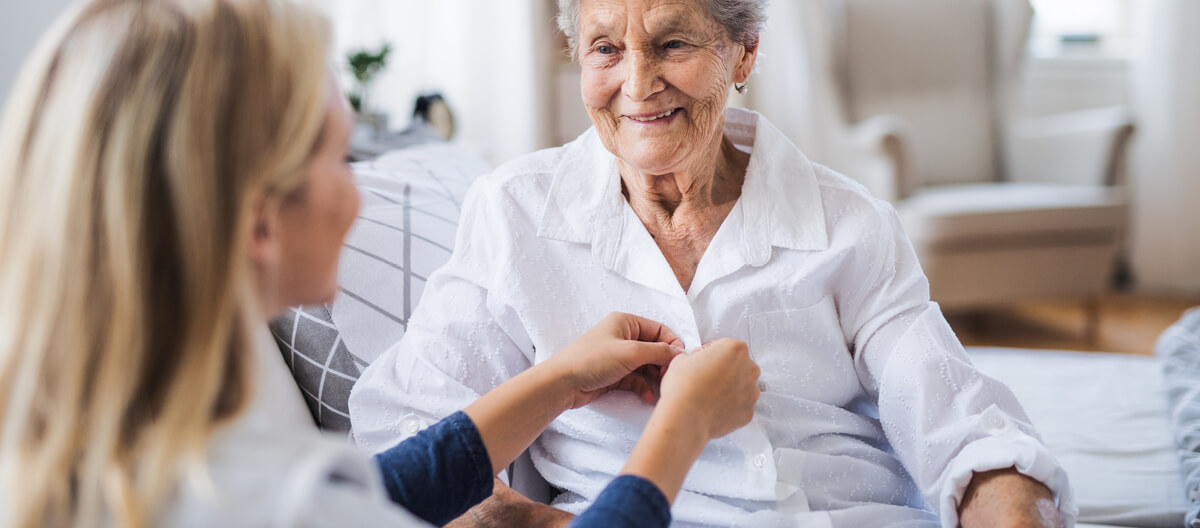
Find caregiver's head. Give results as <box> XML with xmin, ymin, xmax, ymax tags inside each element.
<box><xmin>557</xmin><ymin>0</ymin><xmax>764</xmax><ymax>174</ymax></box>
<box><xmin>0</xmin><ymin>0</ymin><xmax>352</xmax><ymax>526</ymax></box>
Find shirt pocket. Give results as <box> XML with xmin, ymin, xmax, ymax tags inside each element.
<box><xmin>747</xmin><ymin>295</ymin><xmax>859</xmax><ymax>404</ymax></box>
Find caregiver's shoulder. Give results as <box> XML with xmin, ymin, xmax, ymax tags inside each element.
<box><xmin>164</xmin><ymin>429</ymin><xmax>426</xmax><ymax>527</ymax></box>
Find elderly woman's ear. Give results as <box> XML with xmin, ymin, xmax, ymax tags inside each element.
<box><xmin>733</xmin><ymin>40</ymin><xmax>759</xmax><ymax>85</ymax></box>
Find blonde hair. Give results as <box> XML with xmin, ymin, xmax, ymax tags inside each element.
<box><xmin>0</xmin><ymin>0</ymin><xmax>331</xmax><ymax>526</ymax></box>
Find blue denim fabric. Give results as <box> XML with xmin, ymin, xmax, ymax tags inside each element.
<box><xmin>570</xmin><ymin>475</ymin><xmax>671</xmax><ymax>528</ymax></box>
<box><xmin>374</xmin><ymin>411</ymin><xmax>671</xmax><ymax>527</ymax></box>
<box><xmin>374</xmin><ymin>411</ymin><xmax>494</xmax><ymax>526</ymax></box>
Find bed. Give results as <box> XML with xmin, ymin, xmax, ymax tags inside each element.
<box><xmin>970</xmin><ymin>347</ymin><xmax>1186</xmax><ymax>527</ymax></box>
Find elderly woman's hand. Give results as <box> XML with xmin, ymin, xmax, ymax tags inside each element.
<box><xmin>543</xmin><ymin>312</ymin><xmax>686</xmax><ymax>410</ymax></box>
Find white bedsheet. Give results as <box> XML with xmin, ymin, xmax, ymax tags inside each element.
<box><xmin>969</xmin><ymin>347</ymin><xmax>1187</xmax><ymax>527</ymax></box>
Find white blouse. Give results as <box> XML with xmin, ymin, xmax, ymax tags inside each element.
<box><xmin>349</xmin><ymin>108</ymin><xmax>1076</xmax><ymax>528</ymax></box>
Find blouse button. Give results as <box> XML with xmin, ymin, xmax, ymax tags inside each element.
<box><xmin>753</xmin><ymin>454</ymin><xmax>767</xmax><ymax>468</ymax></box>
<box><xmin>400</xmin><ymin>416</ymin><xmax>423</xmax><ymax>435</ymax></box>
<box><xmin>982</xmin><ymin>408</ymin><xmax>1010</xmax><ymax>435</ymax></box>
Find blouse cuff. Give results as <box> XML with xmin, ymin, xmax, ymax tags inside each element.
<box><xmin>937</xmin><ymin>407</ymin><xmax>1077</xmax><ymax>528</ymax></box>
<box><xmin>569</xmin><ymin>475</ymin><xmax>671</xmax><ymax>528</ymax></box>
<box><xmin>374</xmin><ymin>411</ymin><xmax>494</xmax><ymax>525</ymax></box>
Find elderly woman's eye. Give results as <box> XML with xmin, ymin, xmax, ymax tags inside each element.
<box><xmin>664</xmin><ymin>40</ymin><xmax>685</xmax><ymax>50</ymax></box>
<box><xmin>597</xmin><ymin>44</ymin><xmax>616</xmax><ymax>55</ymax></box>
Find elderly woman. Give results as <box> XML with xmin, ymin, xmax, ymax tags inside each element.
<box><xmin>351</xmin><ymin>0</ymin><xmax>1074</xmax><ymax>526</ymax></box>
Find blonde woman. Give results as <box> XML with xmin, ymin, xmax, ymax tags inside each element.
<box><xmin>0</xmin><ymin>1</ymin><xmax>762</xmax><ymax>527</ymax></box>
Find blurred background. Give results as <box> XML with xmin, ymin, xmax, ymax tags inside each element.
<box><xmin>2</xmin><ymin>0</ymin><xmax>1197</xmax><ymax>353</ymax></box>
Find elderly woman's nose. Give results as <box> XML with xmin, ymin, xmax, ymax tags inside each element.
<box><xmin>622</xmin><ymin>51</ymin><xmax>664</xmax><ymax>100</ymax></box>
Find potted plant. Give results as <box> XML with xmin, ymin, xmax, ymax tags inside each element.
<box><xmin>346</xmin><ymin>43</ymin><xmax>391</xmax><ymax>134</ymax></box>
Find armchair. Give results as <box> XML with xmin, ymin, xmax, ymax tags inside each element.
<box><xmin>756</xmin><ymin>0</ymin><xmax>1134</xmax><ymax>318</ymax></box>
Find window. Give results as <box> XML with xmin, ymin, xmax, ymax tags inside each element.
<box><xmin>1028</xmin><ymin>0</ymin><xmax>1133</xmax><ymax>57</ymax></box>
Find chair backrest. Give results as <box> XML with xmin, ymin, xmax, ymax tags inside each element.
<box><xmin>831</xmin><ymin>0</ymin><xmax>1033</xmax><ymax>190</ymax></box>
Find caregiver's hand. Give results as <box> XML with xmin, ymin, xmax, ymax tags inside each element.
<box><xmin>542</xmin><ymin>312</ymin><xmax>686</xmax><ymax>409</ymax></box>
<box><xmin>658</xmin><ymin>338</ymin><xmax>761</xmax><ymax>440</ymax></box>
<box><xmin>464</xmin><ymin>312</ymin><xmax>684</xmax><ymax>475</ymax></box>
<box><xmin>619</xmin><ymin>338</ymin><xmax>761</xmax><ymax>504</ymax></box>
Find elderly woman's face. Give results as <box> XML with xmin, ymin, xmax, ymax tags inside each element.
<box><xmin>577</xmin><ymin>0</ymin><xmax>755</xmax><ymax>174</ymax></box>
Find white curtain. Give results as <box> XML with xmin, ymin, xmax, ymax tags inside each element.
<box><xmin>315</xmin><ymin>0</ymin><xmax>554</xmax><ymax>165</ymax></box>
<box><xmin>1130</xmin><ymin>0</ymin><xmax>1200</xmax><ymax>292</ymax></box>
<box><xmin>738</xmin><ymin>0</ymin><xmax>830</xmax><ymax>162</ymax></box>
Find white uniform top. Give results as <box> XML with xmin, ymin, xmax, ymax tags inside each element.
<box><xmin>158</xmin><ymin>327</ymin><xmax>429</xmax><ymax>528</ymax></box>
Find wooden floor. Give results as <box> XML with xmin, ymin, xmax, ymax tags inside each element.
<box><xmin>945</xmin><ymin>293</ymin><xmax>1200</xmax><ymax>356</ymax></box>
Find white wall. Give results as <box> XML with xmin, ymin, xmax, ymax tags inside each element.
<box><xmin>1015</xmin><ymin>57</ymin><xmax>1131</xmax><ymax>117</ymax></box>
<box><xmin>5</xmin><ymin>1</ymin><xmax>552</xmax><ymax>167</ymax></box>
<box><xmin>0</xmin><ymin>0</ymin><xmax>73</xmax><ymax>106</ymax></box>
<box><xmin>319</xmin><ymin>0</ymin><xmax>550</xmax><ymax>166</ymax></box>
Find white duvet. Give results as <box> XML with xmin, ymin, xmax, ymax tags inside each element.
<box><xmin>970</xmin><ymin>347</ymin><xmax>1186</xmax><ymax>528</ymax></box>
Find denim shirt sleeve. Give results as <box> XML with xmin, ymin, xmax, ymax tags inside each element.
<box><xmin>373</xmin><ymin>411</ymin><xmax>494</xmax><ymax>526</ymax></box>
<box><xmin>570</xmin><ymin>475</ymin><xmax>671</xmax><ymax>528</ymax></box>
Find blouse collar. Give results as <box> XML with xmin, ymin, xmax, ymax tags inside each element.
<box><xmin>537</xmin><ymin>107</ymin><xmax>829</xmax><ymax>275</ymax></box>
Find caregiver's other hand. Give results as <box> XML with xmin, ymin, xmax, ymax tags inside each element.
<box><xmin>543</xmin><ymin>312</ymin><xmax>685</xmax><ymax>409</ymax></box>
<box><xmin>464</xmin><ymin>312</ymin><xmax>683</xmax><ymax>476</ymax></box>
<box><xmin>658</xmin><ymin>338</ymin><xmax>760</xmax><ymax>440</ymax></box>
<box><xmin>618</xmin><ymin>338</ymin><xmax>760</xmax><ymax>504</ymax></box>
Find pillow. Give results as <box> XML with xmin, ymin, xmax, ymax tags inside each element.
<box><xmin>1157</xmin><ymin>307</ymin><xmax>1200</xmax><ymax>527</ymax></box>
<box><xmin>269</xmin><ymin>141</ymin><xmax>490</xmax><ymax>431</ymax></box>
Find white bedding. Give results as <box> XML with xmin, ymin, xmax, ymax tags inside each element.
<box><xmin>969</xmin><ymin>347</ymin><xmax>1187</xmax><ymax>528</ymax></box>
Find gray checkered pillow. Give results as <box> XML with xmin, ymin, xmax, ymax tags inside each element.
<box><xmin>269</xmin><ymin>142</ymin><xmax>489</xmax><ymax>432</ymax></box>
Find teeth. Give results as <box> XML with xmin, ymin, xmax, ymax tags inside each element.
<box><xmin>629</xmin><ymin>109</ymin><xmax>676</xmax><ymax>122</ymax></box>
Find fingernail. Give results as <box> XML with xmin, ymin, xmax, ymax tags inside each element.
<box><xmin>669</xmin><ymin>346</ymin><xmax>686</xmax><ymax>355</ymax></box>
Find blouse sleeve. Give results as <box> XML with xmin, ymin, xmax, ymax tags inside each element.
<box><xmin>374</xmin><ymin>411</ymin><xmax>495</xmax><ymax>526</ymax></box>
<box><xmin>348</xmin><ymin>181</ymin><xmax>535</xmax><ymax>455</ymax></box>
<box><xmin>569</xmin><ymin>476</ymin><xmax>671</xmax><ymax>528</ymax></box>
<box><xmin>842</xmin><ymin>199</ymin><xmax>1076</xmax><ymax>527</ymax></box>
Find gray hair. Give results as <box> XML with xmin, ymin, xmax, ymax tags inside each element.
<box><xmin>556</xmin><ymin>0</ymin><xmax>768</xmax><ymax>58</ymax></box>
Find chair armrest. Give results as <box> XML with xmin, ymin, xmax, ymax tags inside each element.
<box><xmin>1007</xmin><ymin>106</ymin><xmax>1136</xmax><ymax>187</ymax></box>
<box><xmin>836</xmin><ymin>114</ymin><xmax>913</xmax><ymax>201</ymax></box>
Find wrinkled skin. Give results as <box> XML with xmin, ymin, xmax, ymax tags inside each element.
<box><xmin>578</xmin><ymin>0</ymin><xmax>752</xmax><ymax>178</ymax></box>
<box><xmin>577</xmin><ymin>0</ymin><xmax>757</xmax><ymax>291</ymax></box>
<box><xmin>444</xmin><ymin>481</ymin><xmax>573</xmax><ymax>528</ymax></box>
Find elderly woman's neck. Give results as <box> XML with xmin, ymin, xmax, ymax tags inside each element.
<box><xmin>619</xmin><ymin>135</ymin><xmax>749</xmax><ymax>226</ymax></box>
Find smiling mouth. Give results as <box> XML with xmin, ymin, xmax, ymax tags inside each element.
<box><xmin>626</xmin><ymin>108</ymin><xmax>679</xmax><ymax>122</ymax></box>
